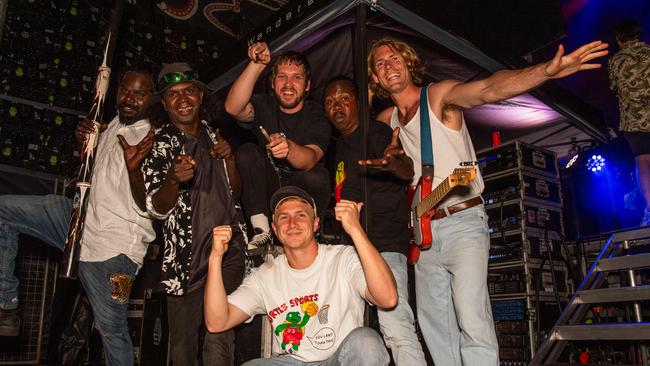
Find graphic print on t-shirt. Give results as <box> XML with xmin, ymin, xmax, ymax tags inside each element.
<box><xmin>270</xmin><ymin>293</ymin><xmax>335</xmax><ymax>353</ymax></box>
<box><xmin>335</xmin><ymin>161</ymin><xmax>346</xmax><ymax>203</ymax></box>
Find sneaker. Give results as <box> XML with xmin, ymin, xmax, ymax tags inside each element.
<box><xmin>0</xmin><ymin>307</ymin><xmax>20</xmax><ymax>337</ymax></box>
<box><xmin>248</xmin><ymin>230</ymin><xmax>273</xmax><ymax>250</ymax></box>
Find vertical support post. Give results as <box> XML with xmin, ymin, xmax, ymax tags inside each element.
<box><xmin>352</xmin><ymin>2</ymin><xmax>371</xmax><ymax>327</ymax></box>
<box><xmin>353</xmin><ymin>3</ymin><xmax>369</xmax><ymax>226</ymax></box>
<box><xmin>0</xmin><ymin>0</ymin><xmax>8</xmax><ymax>44</ymax></box>
<box><xmin>106</xmin><ymin>0</ymin><xmax>123</xmax><ymax>67</ymax></box>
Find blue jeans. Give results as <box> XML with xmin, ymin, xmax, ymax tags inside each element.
<box><xmin>243</xmin><ymin>327</ymin><xmax>389</xmax><ymax>366</ymax></box>
<box><xmin>378</xmin><ymin>252</ymin><xmax>426</xmax><ymax>366</ymax></box>
<box><xmin>415</xmin><ymin>205</ymin><xmax>499</xmax><ymax>365</ymax></box>
<box><xmin>0</xmin><ymin>194</ymin><xmax>71</xmax><ymax>309</ymax></box>
<box><xmin>79</xmin><ymin>254</ymin><xmax>137</xmax><ymax>366</ymax></box>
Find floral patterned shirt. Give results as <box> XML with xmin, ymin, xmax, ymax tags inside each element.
<box><xmin>608</xmin><ymin>41</ymin><xmax>650</xmax><ymax>132</ymax></box>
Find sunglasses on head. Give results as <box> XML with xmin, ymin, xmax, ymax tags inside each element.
<box><xmin>159</xmin><ymin>70</ymin><xmax>199</xmax><ymax>88</ymax></box>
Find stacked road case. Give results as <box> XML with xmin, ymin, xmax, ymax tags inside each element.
<box><xmin>477</xmin><ymin>141</ymin><xmax>570</xmax><ymax>365</ymax></box>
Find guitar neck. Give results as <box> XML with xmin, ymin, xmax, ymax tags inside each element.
<box><xmin>417</xmin><ymin>176</ymin><xmax>451</xmax><ymax>216</ymax></box>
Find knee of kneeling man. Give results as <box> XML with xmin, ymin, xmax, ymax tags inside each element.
<box><xmin>347</xmin><ymin>327</ymin><xmax>384</xmax><ymax>348</ymax></box>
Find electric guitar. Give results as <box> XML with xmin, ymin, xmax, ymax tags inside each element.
<box><xmin>407</xmin><ymin>167</ymin><xmax>477</xmax><ymax>264</ymax></box>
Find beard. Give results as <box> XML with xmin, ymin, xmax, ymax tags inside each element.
<box><xmin>118</xmin><ymin>103</ymin><xmax>143</xmax><ymax>125</ymax></box>
<box><xmin>276</xmin><ymin>88</ymin><xmax>307</xmax><ymax>110</ymax></box>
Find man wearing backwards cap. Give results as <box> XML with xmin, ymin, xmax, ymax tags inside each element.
<box><xmin>204</xmin><ymin>186</ymin><xmax>398</xmax><ymax>365</ymax></box>
<box><xmin>142</xmin><ymin>62</ymin><xmax>245</xmax><ymax>365</ymax></box>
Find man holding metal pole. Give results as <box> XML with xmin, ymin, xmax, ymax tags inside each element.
<box><xmin>0</xmin><ymin>70</ymin><xmax>155</xmax><ymax>366</ymax></box>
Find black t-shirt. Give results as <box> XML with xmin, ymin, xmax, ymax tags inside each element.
<box><xmin>334</xmin><ymin>121</ymin><xmax>409</xmax><ymax>255</ymax></box>
<box><xmin>249</xmin><ymin>94</ymin><xmax>331</xmax><ymax>171</ymax></box>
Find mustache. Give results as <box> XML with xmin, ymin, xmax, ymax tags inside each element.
<box><xmin>118</xmin><ymin>102</ymin><xmax>139</xmax><ymax>111</ymax></box>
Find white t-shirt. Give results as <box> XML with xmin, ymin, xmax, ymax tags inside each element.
<box><xmin>79</xmin><ymin>117</ymin><xmax>155</xmax><ymax>267</ymax></box>
<box><xmin>390</xmin><ymin>92</ymin><xmax>484</xmax><ymax>207</ymax></box>
<box><xmin>228</xmin><ymin>244</ymin><xmax>368</xmax><ymax>362</ymax></box>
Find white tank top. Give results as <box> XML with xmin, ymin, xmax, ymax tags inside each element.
<box><xmin>390</xmin><ymin>96</ymin><xmax>484</xmax><ymax>207</ymax></box>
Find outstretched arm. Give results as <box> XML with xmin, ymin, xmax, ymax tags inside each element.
<box><xmin>441</xmin><ymin>41</ymin><xmax>609</xmax><ymax>109</ymax></box>
<box><xmin>335</xmin><ymin>200</ymin><xmax>398</xmax><ymax>308</ymax></box>
<box><xmin>224</xmin><ymin>42</ymin><xmax>271</xmax><ymax>122</ymax></box>
<box><xmin>204</xmin><ymin>225</ymin><xmax>250</xmax><ymax>333</ymax></box>
<box><xmin>358</xmin><ymin>127</ymin><xmax>414</xmax><ymax>181</ymax></box>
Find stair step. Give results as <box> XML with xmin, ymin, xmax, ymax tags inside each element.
<box><xmin>595</xmin><ymin>253</ymin><xmax>650</xmax><ymax>272</ymax></box>
<box><xmin>575</xmin><ymin>286</ymin><xmax>650</xmax><ymax>304</ymax></box>
<box><xmin>551</xmin><ymin>323</ymin><xmax>650</xmax><ymax>341</ymax></box>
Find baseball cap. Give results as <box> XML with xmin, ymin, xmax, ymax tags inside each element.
<box><xmin>270</xmin><ymin>186</ymin><xmax>317</xmax><ymax>217</ymax></box>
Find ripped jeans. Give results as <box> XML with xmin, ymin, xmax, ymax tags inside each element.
<box><xmin>79</xmin><ymin>254</ymin><xmax>138</xmax><ymax>366</ymax></box>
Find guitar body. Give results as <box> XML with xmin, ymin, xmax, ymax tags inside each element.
<box><xmin>412</xmin><ymin>176</ymin><xmax>434</xmax><ymax>249</ymax></box>
<box><xmin>405</xmin><ymin>167</ymin><xmax>477</xmax><ymax>265</ymax></box>
<box><xmin>407</xmin><ymin>174</ymin><xmax>434</xmax><ymax>265</ymax></box>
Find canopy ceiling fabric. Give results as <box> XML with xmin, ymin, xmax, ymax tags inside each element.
<box><xmin>196</xmin><ymin>0</ymin><xmax>613</xmax><ymax>156</ymax></box>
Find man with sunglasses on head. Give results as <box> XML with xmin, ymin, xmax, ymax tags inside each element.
<box><xmin>0</xmin><ymin>70</ymin><xmax>155</xmax><ymax>366</ymax></box>
<box><xmin>143</xmin><ymin>62</ymin><xmax>245</xmax><ymax>366</ymax></box>
<box><xmin>225</xmin><ymin>43</ymin><xmax>331</xmax><ymax>250</ymax></box>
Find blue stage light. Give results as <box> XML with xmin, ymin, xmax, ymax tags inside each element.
<box><xmin>586</xmin><ymin>154</ymin><xmax>606</xmax><ymax>174</ymax></box>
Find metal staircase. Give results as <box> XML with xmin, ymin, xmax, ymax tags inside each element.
<box><xmin>531</xmin><ymin>226</ymin><xmax>650</xmax><ymax>365</ymax></box>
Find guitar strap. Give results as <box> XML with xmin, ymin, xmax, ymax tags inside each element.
<box><xmin>419</xmin><ymin>84</ymin><xmax>434</xmax><ymax>177</ymax></box>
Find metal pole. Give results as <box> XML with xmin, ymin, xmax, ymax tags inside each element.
<box><xmin>353</xmin><ymin>2</ymin><xmax>371</xmax><ymax>327</ymax></box>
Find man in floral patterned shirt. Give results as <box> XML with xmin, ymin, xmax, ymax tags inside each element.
<box><xmin>143</xmin><ymin>62</ymin><xmax>245</xmax><ymax>365</ymax></box>
<box><xmin>609</xmin><ymin>19</ymin><xmax>650</xmax><ymax>226</ymax></box>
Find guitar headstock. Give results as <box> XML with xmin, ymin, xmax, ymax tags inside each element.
<box><xmin>449</xmin><ymin>167</ymin><xmax>477</xmax><ymax>187</ymax></box>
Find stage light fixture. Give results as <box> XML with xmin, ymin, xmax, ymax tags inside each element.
<box><xmin>586</xmin><ymin>154</ymin><xmax>606</xmax><ymax>174</ymax></box>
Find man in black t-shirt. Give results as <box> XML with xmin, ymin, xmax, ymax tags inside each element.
<box><xmin>324</xmin><ymin>76</ymin><xmax>426</xmax><ymax>365</ymax></box>
<box><xmin>225</xmin><ymin>43</ymin><xmax>331</xmax><ymax>248</ymax></box>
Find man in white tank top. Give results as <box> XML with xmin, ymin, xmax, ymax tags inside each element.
<box><xmin>367</xmin><ymin>37</ymin><xmax>608</xmax><ymax>365</ymax></box>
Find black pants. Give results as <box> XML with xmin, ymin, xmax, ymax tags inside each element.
<box><xmin>236</xmin><ymin>143</ymin><xmax>331</xmax><ymax>218</ymax></box>
<box><xmin>167</xmin><ymin>287</ymin><xmax>235</xmax><ymax>366</ymax></box>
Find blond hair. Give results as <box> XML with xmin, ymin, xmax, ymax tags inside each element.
<box><xmin>367</xmin><ymin>37</ymin><xmax>424</xmax><ymax>99</ymax></box>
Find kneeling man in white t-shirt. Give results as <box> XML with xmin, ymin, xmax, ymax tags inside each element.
<box><xmin>204</xmin><ymin>185</ymin><xmax>398</xmax><ymax>365</ymax></box>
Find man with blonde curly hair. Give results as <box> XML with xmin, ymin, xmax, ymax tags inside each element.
<box><xmin>368</xmin><ymin>37</ymin><xmax>609</xmax><ymax>365</ymax></box>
